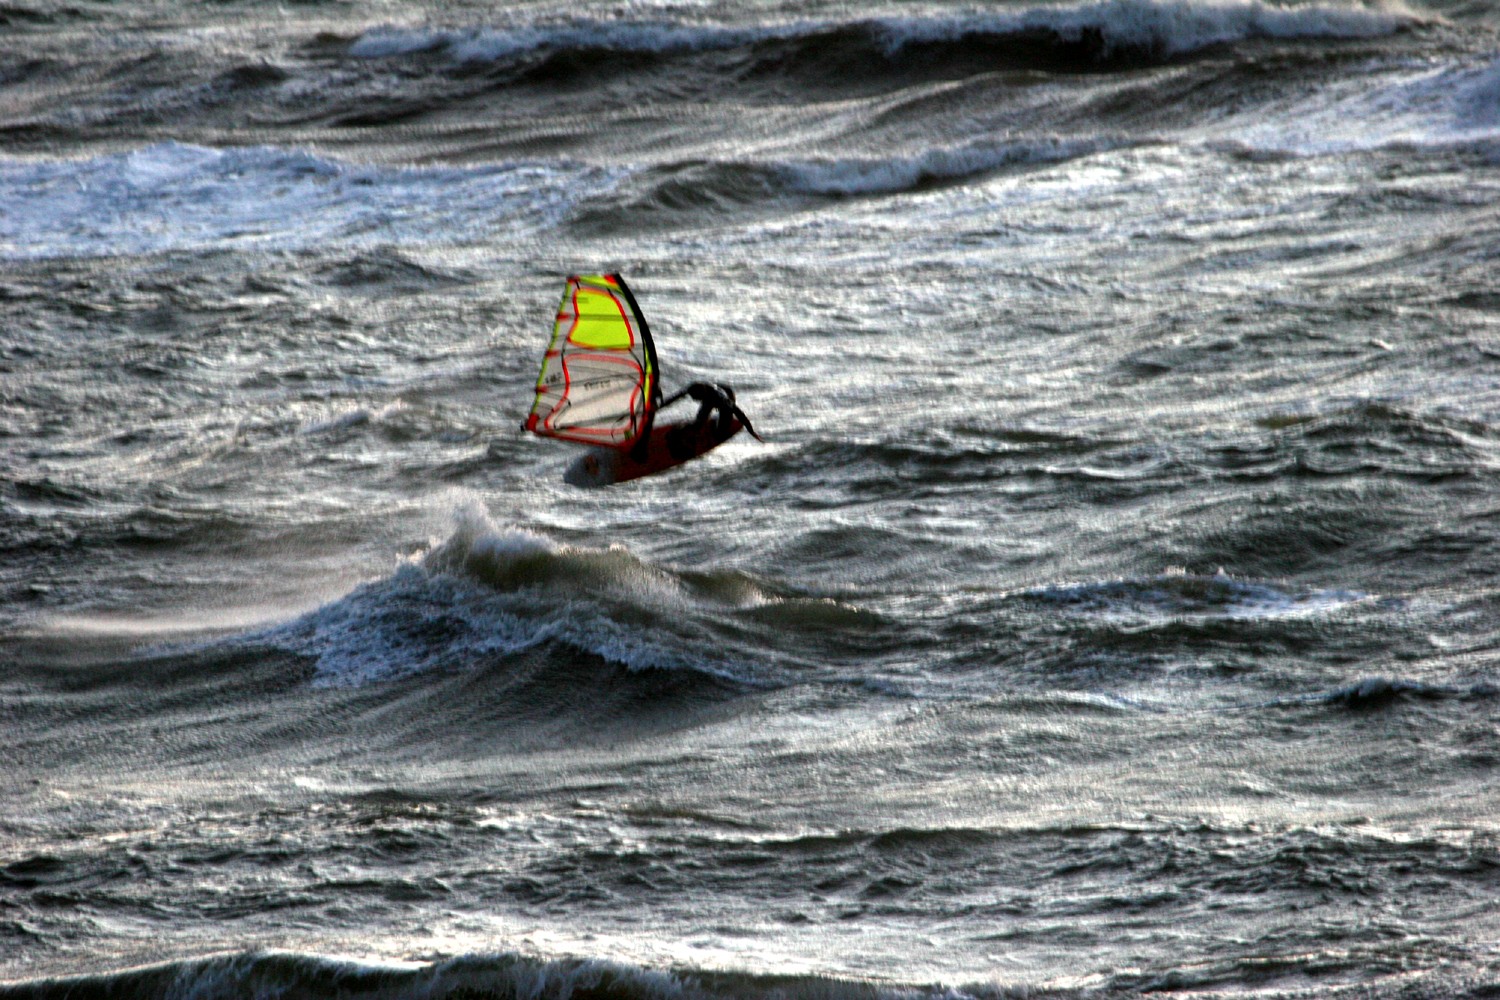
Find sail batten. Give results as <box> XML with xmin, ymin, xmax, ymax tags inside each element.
<box><xmin>525</xmin><ymin>273</ymin><xmax>658</xmax><ymax>448</ymax></box>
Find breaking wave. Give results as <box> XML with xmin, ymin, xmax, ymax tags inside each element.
<box><xmin>351</xmin><ymin>1</ymin><xmax>1418</xmax><ymax>71</ymax></box>
<box><xmin>240</xmin><ymin>505</ymin><xmax>872</xmax><ymax>689</ymax></box>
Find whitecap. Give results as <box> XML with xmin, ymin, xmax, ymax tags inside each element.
<box><xmin>0</xmin><ymin>142</ymin><xmax>624</xmax><ymax>260</ymax></box>
<box><xmin>240</xmin><ymin>506</ymin><xmax>764</xmax><ymax>688</ymax></box>
<box><xmin>348</xmin><ymin>2</ymin><xmax>1417</xmax><ymax>68</ymax></box>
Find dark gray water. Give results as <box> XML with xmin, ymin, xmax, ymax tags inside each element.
<box><xmin>5</xmin><ymin>0</ymin><xmax>1500</xmax><ymax>996</ymax></box>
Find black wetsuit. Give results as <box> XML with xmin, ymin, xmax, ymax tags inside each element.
<box><xmin>683</xmin><ymin>383</ymin><xmax>746</xmax><ymax>437</ymax></box>
<box><xmin>638</xmin><ymin>381</ymin><xmax>761</xmax><ymax>461</ymax></box>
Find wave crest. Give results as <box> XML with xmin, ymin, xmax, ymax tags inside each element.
<box><xmin>241</xmin><ymin>505</ymin><xmax>864</xmax><ymax>689</ymax></box>
<box><xmin>773</xmin><ymin>135</ymin><xmax>1118</xmax><ymax>196</ymax></box>
<box><xmin>351</xmin><ymin>1</ymin><xmax>1416</xmax><ymax>72</ymax></box>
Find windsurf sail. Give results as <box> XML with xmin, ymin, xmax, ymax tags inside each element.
<box><xmin>524</xmin><ymin>273</ymin><xmax>659</xmax><ymax>449</ymax></box>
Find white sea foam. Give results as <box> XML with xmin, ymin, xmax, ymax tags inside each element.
<box><xmin>872</xmin><ymin>0</ymin><xmax>1418</xmax><ymax>58</ymax></box>
<box><xmin>0</xmin><ymin>142</ymin><xmax>623</xmax><ymax>260</ymax></box>
<box><xmin>1212</xmin><ymin>54</ymin><xmax>1500</xmax><ymax>157</ymax></box>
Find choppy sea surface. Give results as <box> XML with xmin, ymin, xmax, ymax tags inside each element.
<box><xmin>5</xmin><ymin>0</ymin><xmax>1500</xmax><ymax>996</ymax></box>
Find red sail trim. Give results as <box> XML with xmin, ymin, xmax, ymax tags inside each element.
<box><xmin>525</xmin><ymin>274</ymin><xmax>657</xmax><ymax>448</ymax></box>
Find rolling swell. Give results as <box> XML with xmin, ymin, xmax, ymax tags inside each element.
<box><xmin>352</xmin><ymin>2</ymin><xmax>1418</xmax><ymax>77</ymax></box>
<box><xmin>6</xmin><ymin>814</ymin><xmax>1498</xmax><ymax>999</ymax></box>
<box><xmin>568</xmin><ymin>136</ymin><xmax>1119</xmax><ymax>227</ymax></box>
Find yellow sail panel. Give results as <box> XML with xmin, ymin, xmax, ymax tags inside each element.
<box><xmin>525</xmin><ymin>274</ymin><xmax>658</xmax><ymax>448</ymax></box>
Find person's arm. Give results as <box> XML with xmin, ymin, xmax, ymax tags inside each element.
<box><xmin>731</xmin><ymin>404</ymin><xmax>764</xmax><ymax>442</ymax></box>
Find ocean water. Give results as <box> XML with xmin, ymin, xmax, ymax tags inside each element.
<box><xmin>4</xmin><ymin>0</ymin><xmax>1500</xmax><ymax>996</ymax></box>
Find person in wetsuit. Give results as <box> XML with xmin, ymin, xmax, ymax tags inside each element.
<box><xmin>634</xmin><ymin>381</ymin><xmax>762</xmax><ymax>461</ymax></box>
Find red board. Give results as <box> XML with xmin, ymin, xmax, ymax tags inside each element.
<box><xmin>564</xmin><ymin>418</ymin><xmax>743</xmax><ymax>487</ymax></box>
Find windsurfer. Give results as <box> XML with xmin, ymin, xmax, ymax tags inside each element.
<box><xmin>529</xmin><ymin>274</ymin><xmax>761</xmax><ymax>484</ymax></box>
<box><xmin>634</xmin><ymin>381</ymin><xmax>762</xmax><ymax>461</ymax></box>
